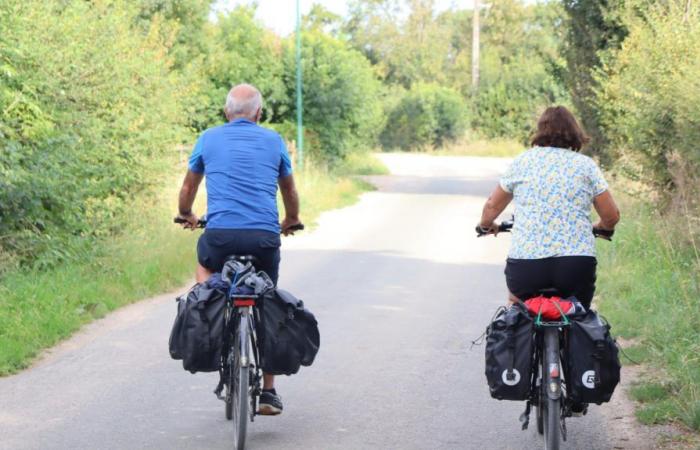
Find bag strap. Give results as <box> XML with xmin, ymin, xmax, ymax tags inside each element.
<box><xmin>549</xmin><ymin>299</ymin><xmax>570</xmax><ymax>324</ymax></box>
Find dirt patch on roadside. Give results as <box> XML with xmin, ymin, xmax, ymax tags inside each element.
<box><xmin>602</xmin><ymin>363</ymin><xmax>698</xmax><ymax>449</ymax></box>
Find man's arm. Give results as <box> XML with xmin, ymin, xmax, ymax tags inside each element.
<box><xmin>278</xmin><ymin>174</ymin><xmax>301</xmax><ymax>235</ymax></box>
<box><xmin>177</xmin><ymin>170</ymin><xmax>204</xmax><ymax>228</ymax></box>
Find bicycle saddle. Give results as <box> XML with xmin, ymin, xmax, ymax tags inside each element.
<box><xmin>537</xmin><ymin>288</ymin><xmax>563</xmax><ymax>298</ymax></box>
<box><xmin>225</xmin><ymin>255</ymin><xmax>260</xmax><ymax>266</ymax></box>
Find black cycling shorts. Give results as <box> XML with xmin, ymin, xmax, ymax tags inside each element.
<box><xmin>505</xmin><ymin>256</ymin><xmax>597</xmax><ymax>309</ymax></box>
<box><xmin>197</xmin><ymin>229</ymin><xmax>281</xmax><ymax>285</ymax></box>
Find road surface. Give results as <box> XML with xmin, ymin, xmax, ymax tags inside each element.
<box><xmin>0</xmin><ymin>154</ymin><xmax>616</xmax><ymax>449</ymax></box>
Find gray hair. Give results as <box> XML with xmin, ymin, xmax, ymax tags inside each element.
<box><xmin>224</xmin><ymin>84</ymin><xmax>263</xmax><ymax>119</ymax></box>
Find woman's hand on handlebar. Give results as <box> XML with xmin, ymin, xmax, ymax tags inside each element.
<box><xmin>592</xmin><ymin>221</ymin><xmax>615</xmax><ymax>240</ymax></box>
<box><xmin>175</xmin><ymin>212</ymin><xmax>200</xmax><ymax>230</ymax></box>
<box><xmin>476</xmin><ymin>222</ymin><xmax>500</xmax><ymax>237</ymax></box>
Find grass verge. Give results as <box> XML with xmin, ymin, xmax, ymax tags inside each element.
<box><xmin>0</xmin><ymin>157</ymin><xmax>381</xmax><ymax>375</ymax></box>
<box><xmin>428</xmin><ymin>138</ymin><xmax>524</xmax><ymax>158</ymax></box>
<box><xmin>596</xmin><ymin>197</ymin><xmax>700</xmax><ymax>431</ymax></box>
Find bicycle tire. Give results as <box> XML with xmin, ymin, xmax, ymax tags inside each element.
<box><xmin>536</xmin><ymin>378</ymin><xmax>544</xmax><ymax>435</ymax></box>
<box><xmin>232</xmin><ymin>313</ymin><xmax>250</xmax><ymax>450</ymax></box>
<box><xmin>542</xmin><ymin>329</ymin><xmax>561</xmax><ymax>450</ymax></box>
<box><xmin>225</xmin><ymin>371</ymin><xmax>233</xmax><ymax>420</ymax></box>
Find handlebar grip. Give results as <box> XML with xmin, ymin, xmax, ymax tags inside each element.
<box><xmin>476</xmin><ymin>221</ymin><xmax>513</xmax><ymax>237</ymax></box>
<box><xmin>282</xmin><ymin>223</ymin><xmax>305</xmax><ymax>233</ymax></box>
<box><xmin>593</xmin><ymin>227</ymin><xmax>614</xmax><ymax>240</ymax></box>
<box><xmin>499</xmin><ymin>221</ymin><xmax>514</xmax><ymax>232</ymax></box>
<box><xmin>173</xmin><ymin>217</ymin><xmax>206</xmax><ymax>228</ymax></box>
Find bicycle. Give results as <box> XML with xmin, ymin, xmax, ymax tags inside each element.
<box><xmin>174</xmin><ymin>217</ymin><xmax>304</xmax><ymax>450</ymax></box>
<box><xmin>477</xmin><ymin>220</ymin><xmax>613</xmax><ymax>450</ymax></box>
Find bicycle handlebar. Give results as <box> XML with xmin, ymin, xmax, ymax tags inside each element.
<box><xmin>173</xmin><ymin>217</ymin><xmax>305</xmax><ymax>234</ymax></box>
<box><xmin>476</xmin><ymin>220</ymin><xmax>614</xmax><ymax>240</ymax></box>
<box><xmin>592</xmin><ymin>227</ymin><xmax>614</xmax><ymax>240</ymax></box>
<box><xmin>475</xmin><ymin>221</ymin><xmax>513</xmax><ymax>237</ymax></box>
<box><xmin>174</xmin><ymin>217</ymin><xmax>207</xmax><ymax>228</ymax></box>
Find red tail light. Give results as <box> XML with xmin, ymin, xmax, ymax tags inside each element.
<box><xmin>233</xmin><ymin>298</ymin><xmax>256</xmax><ymax>307</ymax></box>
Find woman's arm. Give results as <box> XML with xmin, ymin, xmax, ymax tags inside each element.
<box><xmin>593</xmin><ymin>190</ymin><xmax>620</xmax><ymax>230</ymax></box>
<box><xmin>479</xmin><ymin>185</ymin><xmax>513</xmax><ymax>230</ymax></box>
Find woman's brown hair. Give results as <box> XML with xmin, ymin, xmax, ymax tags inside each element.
<box><xmin>531</xmin><ymin>106</ymin><xmax>590</xmax><ymax>151</ymax></box>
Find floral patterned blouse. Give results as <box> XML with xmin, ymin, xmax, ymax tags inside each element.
<box><xmin>500</xmin><ymin>146</ymin><xmax>609</xmax><ymax>259</ymax></box>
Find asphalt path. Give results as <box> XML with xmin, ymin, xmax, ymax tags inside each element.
<box><xmin>0</xmin><ymin>154</ymin><xmax>614</xmax><ymax>449</ymax></box>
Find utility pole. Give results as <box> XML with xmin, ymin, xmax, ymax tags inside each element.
<box><xmin>295</xmin><ymin>0</ymin><xmax>304</xmax><ymax>169</ymax></box>
<box><xmin>471</xmin><ymin>0</ymin><xmax>480</xmax><ymax>91</ymax></box>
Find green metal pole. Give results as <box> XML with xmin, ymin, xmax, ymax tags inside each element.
<box><xmin>295</xmin><ymin>0</ymin><xmax>304</xmax><ymax>169</ymax></box>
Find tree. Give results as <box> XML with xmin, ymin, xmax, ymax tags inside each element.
<box><xmin>380</xmin><ymin>83</ymin><xmax>469</xmax><ymax>150</ymax></box>
<box><xmin>198</xmin><ymin>6</ymin><xmax>286</xmax><ymax>129</ymax></box>
<box><xmin>303</xmin><ymin>4</ymin><xmax>343</xmax><ymax>35</ymax></box>
<box><xmin>598</xmin><ymin>1</ymin><xmax>700</xmax><ymax>196</ymax></box>
<box><xmin>280</xmin><ymin>30</ymin><xmax>384</xmax><ymax>163</ymax></box>
<box><xmin>561</xmin><ymin>0</ymin><xmax>629</xmax><ymax>155</ymax></box>
<box><xmin>137</xmin><ymin>0</ymin><xmax>213</xmax><ymax>67</ymax></box>
<box><xmin>0</xmin><ymin>0</ymin><xmax>189</xmax><ymax>266</ymax></box>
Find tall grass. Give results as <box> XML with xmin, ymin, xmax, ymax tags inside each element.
<box><xmin>596</xmin><ymin>200</ymin><xmax>700</xmax><ymax>430</ymax></box>
<box><xmin>429</xmin><ymin>138</ymin><xmax>524</xmax><ymax>158</ymax></box>
<box><xmin>0</xmin><ymin>156</ymin><xmax>384</xmax><ymax>375</ymax></box>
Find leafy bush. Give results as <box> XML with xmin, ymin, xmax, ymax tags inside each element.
<box><xmin>280</xmin><ymin>30</ymin><xmax>384</xmax><ymax>164</ymax></box>
<box><xmin>0</xmin><ymin>0</ymin><xmax>188</xmax><ymax>268</ymax></box>
<box><xmin>598</xmin><ymin>2</ymin><xmax>700</xmax><ymax>192</ymax></box>
<box><xmin>380</xmin><ymin>83</ymin><xmax>469</xmax><ymax>150</ymax></box>
<box><xmin>198</xmin><ymin>6</ymin><xmax>286</xmax><ymax>129</ymax></box>
<box><xmin>472</xmin><ymin>64</ymin><xmax>569</xmax><ymax>143</ymax></box>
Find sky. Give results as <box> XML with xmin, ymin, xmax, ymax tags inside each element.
<box><xmin>212</xmin><ymin>0</ymin><xmax>478</xmax><ymax>36</ymax></box>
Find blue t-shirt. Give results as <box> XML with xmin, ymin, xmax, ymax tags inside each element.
<box><xmin>188</xmin><ymin>119</ymin><xmax>293</xmax><ymax>233</ymax></box>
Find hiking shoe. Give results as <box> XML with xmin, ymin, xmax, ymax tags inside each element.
<box><xmin>258</xmin><ymin>390</ymin><xmax>283</xmax><ymax>416</ymax></box>
<box><xmin>570</xmin><ymin>402</ymin><xmax>588</xmax><ymax>417</ymax></box>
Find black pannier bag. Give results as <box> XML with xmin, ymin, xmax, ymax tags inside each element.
<box><xmin>566</xmin><ymin>310</ymin><xmax>621</xmax><ymax>404</ymax></box>
<box><xmin>259</xmin><ymin>289</ymin><xmax>320</xmax><ymax>376</ymax></box>
<box><xmin>169</xmin><ymin>280</ymin><xmax>227</xmax><ymax>373</ymax></box>
<box><xmin>485</xmin><ymin>304</ymin><xmax>535</xmax><ymax>400</ymax></box>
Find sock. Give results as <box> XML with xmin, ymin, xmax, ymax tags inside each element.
<box><xmin>263</xmin><ymin>388</ymin><xmax>276</xmax><ymax>395</ymax></box>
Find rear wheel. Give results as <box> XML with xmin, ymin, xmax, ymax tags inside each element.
<box><xmin>225</xmin><ymin>371</ymin><xmax>233</xmax><ymax>420</ymax></box>
<box><xmin>536</xmin><ymin>378</ymin><xmax>544</xmax><ymax>435</ymax></box>
<box><xmin>542</xmin><ymin>329</ymin><xmax>561</xmax><ymax>450</ymax></box>
<box><xmin>232</xmin><ymin>313</ymin><xmax>250</xmax><ymax>450</ymax></box>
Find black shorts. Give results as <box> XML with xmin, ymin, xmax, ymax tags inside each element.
<box><xmin>505</xmin><ymin>256</ymin><xmax>597</xmax><ymax>309</ymax></box>
<box><xmin>197</xmin><ymin>229</ymin><xmax>281</xmax><ymax>285</ymax></box>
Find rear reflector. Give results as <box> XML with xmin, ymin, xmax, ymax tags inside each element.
<box><xmin>233</xmin><ymin>298</ymin><xmax>256</xmax><ymax>307</ymax></box>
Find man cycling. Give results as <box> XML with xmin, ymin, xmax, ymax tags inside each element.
<box><xmin>176</xmin><ymin>83</ymin><xmax>301</xmax><ymax>416</ymax></box>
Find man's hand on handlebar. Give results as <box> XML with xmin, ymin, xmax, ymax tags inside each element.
<box><xmin>175</xmin><ymin>212</ymin><xmax>200</xmax><ymax>230</ymax></box>
<box><xmin>281</xmin><ymin>216</ymin><xmax>304</xmax><ymax>236</ymax></box>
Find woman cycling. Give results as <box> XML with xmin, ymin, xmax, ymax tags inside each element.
<box><xmin>478</xmin><ymin>106</ymin><xmax>620</xmax><ymax>310</ymax></box>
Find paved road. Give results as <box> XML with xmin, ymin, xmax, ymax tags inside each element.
<box><xmin>0</xmin><ymin>154</ymin><xmax>614</xmax><ymax>450</ymax></box>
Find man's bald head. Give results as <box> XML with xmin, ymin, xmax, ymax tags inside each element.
<box><xmin>224</xmin><ymin>84</ymin><xmax>263</xmax><ymax>122</ymax></box>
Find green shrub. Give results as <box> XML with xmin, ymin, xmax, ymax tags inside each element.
<box><xmin>472</xmin><ymin>61</ymin><xmax>569</xmax><ymax>144</ymax></box>
<box><xmin>197</xmin><ymin>6</ymin><xmax>286</xmax><ymax>130</ymax></box>
<box><xmin>280</xmin><ymin>30</ymin><xmax>384</xmax><ymax>164</ymax></box>
<box><xmin>380</xmin><ymin>83</ymin><xmax>469</xmax><ymax>150</ymax></box>
<box><xmin>598</xmin><ymin>2</ymin><xmax>700</xmax><ymax>190</ymax></box>
<box><xmin>0</xmin><ymin>0</ymin><xmax>189</xmax><ymax>268</ymax></box>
